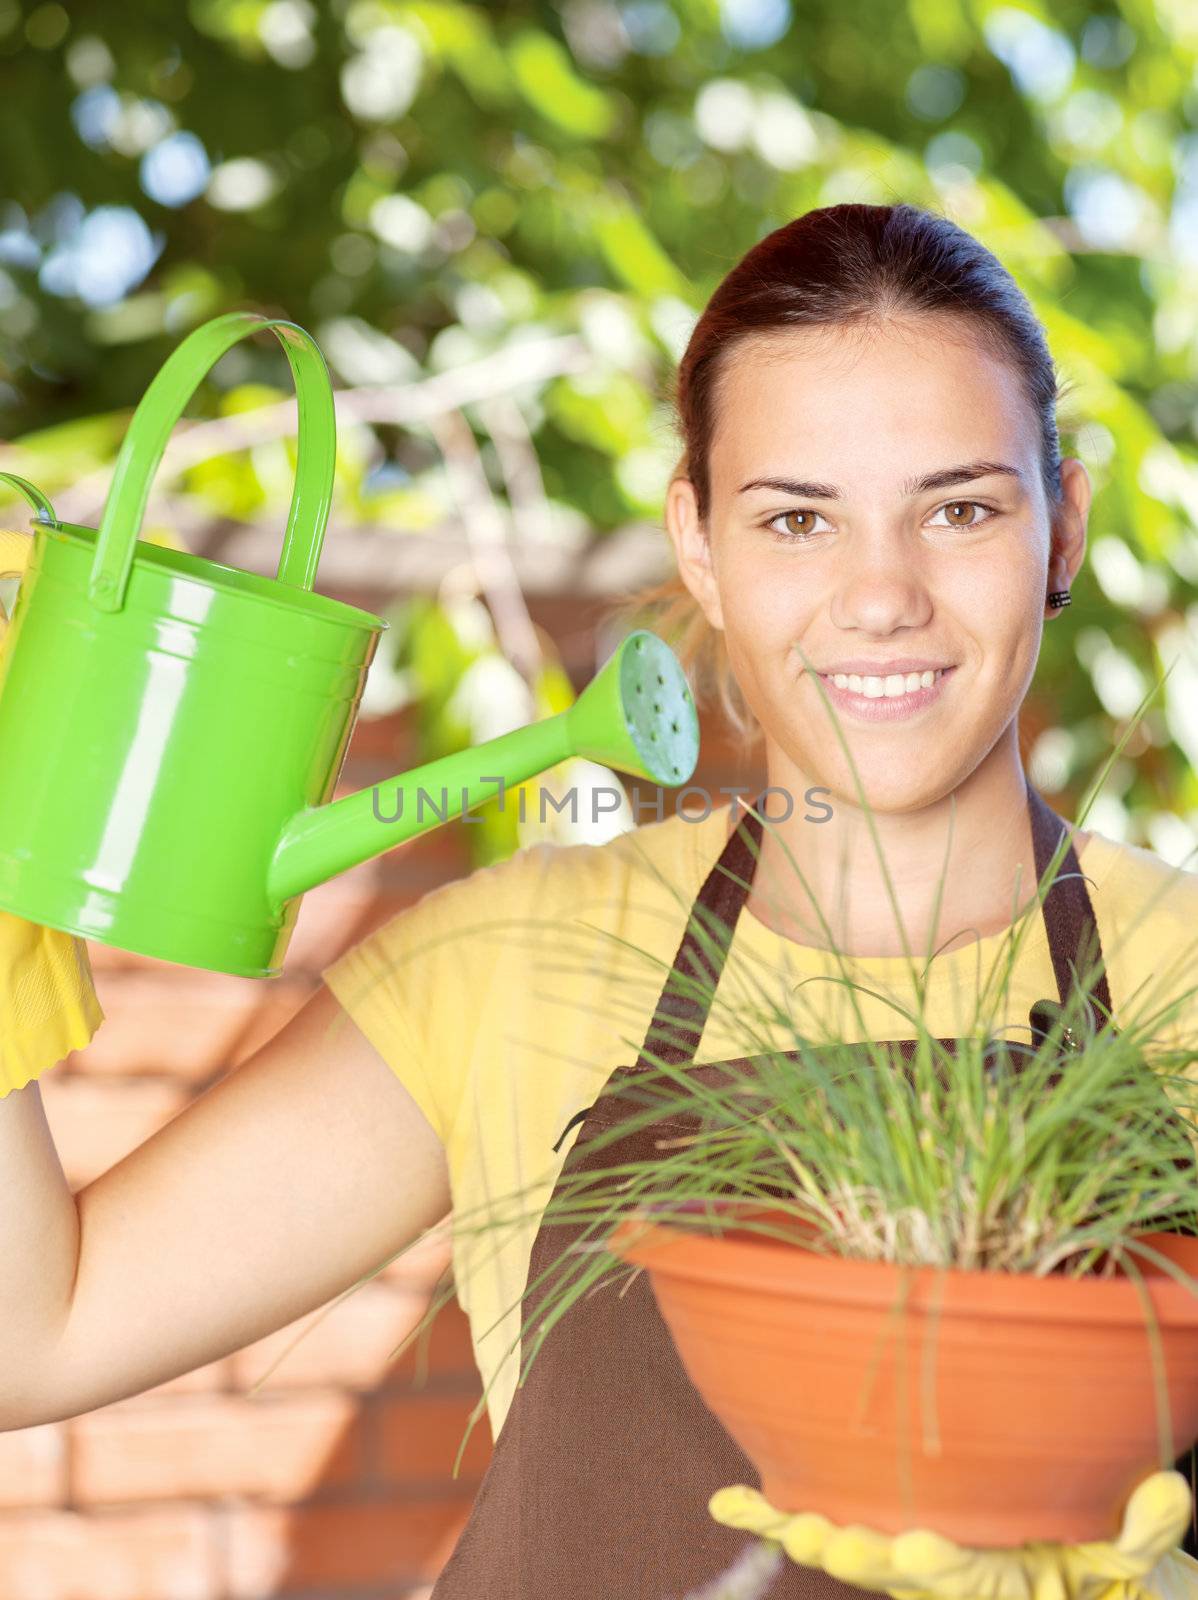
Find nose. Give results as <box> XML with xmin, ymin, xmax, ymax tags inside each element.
<box><xmin>828</xmin><ymin>532</ymin><xmax>934</xmax><ymax>636</ymax></box>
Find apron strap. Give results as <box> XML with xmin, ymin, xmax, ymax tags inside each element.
<box><xmin>551</xmin><ymin>795</ymin><xmax>765</xmax><ymax>1153</ymax></box>
<box><xmin>1026</xmin><ymin>779</ymin><xmax>1113</xmax><ymax>1034</ymax></box>
<box><xmin>635</xmin><ymin>792</ymin><xmax>766</xmax><ymax>1071</ymax></box>
<box><xmin>551</xmin><ymin>784</ymin><xmax>1114</xmax><ymax>1154</ymax></box>
<box><xmin>637</xmin><ymin>782</ymin><xmax>1113</xmax><ymax>1073</ymax></box>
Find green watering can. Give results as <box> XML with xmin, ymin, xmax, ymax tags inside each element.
<box><xmin>0</xmin><ymin>312</ymin><xmax>699</xmax><ymax>977</ymax></box>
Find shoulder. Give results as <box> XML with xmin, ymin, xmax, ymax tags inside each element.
<box><xmin>1085</xmin><ymin>830</ymin><xmax>1198</xmax><ymax>925</ymax></box>
<box><xmin>334</xmin><ymin>802</ymin><xmax>723</xmax><ymax>966</ymax></box>
<box><xmin>1083</xmin><ymin>830</ymin><xmax>1198</xmax><ymax>1039</ymax></box>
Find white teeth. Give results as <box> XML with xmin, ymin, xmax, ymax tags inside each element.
<box><xmin>827</xmin><ymin>669</ymin><xmax>944</xmax><ymax>699</ymax></box>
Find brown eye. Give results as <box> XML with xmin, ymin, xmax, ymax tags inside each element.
<box><xmin>773</xmin><ymin>510</ymin><xmax>822</xmax><ymax>540</ymax></box>
<box><xmin>943</xmin><ymin>501</ymin><xmax>979</xmax><ymax>526</ymax></box>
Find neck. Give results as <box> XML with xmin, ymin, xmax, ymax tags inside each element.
<box><xmin>736</xmin><ymin>729</ymin><xmax>1077</xmax><ymax>958</ymax></box>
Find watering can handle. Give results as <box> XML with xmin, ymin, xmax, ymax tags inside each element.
<box><xmin>87</xmin><ymin>312</ymin><xmax>336</xmax><ymax>614</ymax></box>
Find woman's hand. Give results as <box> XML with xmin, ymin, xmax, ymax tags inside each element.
<box><xmin>0</xmin><ymin>527</ymin><xmax>104</xmax><ymax>1097</ymax></box>
<box><xmin>709</xmin><ymin>1470</ymin><xmax>1198</xmax><ymax>1600</ymax></box>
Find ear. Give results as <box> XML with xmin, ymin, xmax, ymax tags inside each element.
<box><xmin>664</xmin><ymin>473</ymin><xmax>724</xmax><ymax>631</ymax></box>
<box><xmin>1045</xmin><ymin>457</ymin><xmax>1091</xmax><ymax>613</ymax></box>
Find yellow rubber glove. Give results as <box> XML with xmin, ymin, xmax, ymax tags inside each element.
<box><xmin>710</xmin><ymin>1471</ymin><xmax>1198</xmax><ymax>1600</ymax></box>
<box><xmin>0</xmin><ymin>528</ymin><xmax>104</xmax><ymax>1098</ymax></box>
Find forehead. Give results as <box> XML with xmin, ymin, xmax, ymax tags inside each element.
<box><xmin>708</xmin><ymin>318</ymin><xmax>1036</xmax><ymax>494</ymax></box>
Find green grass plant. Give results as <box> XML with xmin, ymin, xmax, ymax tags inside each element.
<box><xmin>250</xmin><ymin>663</ymin><xmax>1198</xmax><ymax>1488</ymax></box>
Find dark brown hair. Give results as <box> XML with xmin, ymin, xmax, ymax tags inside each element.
<box><xmin>607</xmin><ymin>201</ymin><xmax>1072</xmax><ymax>742</ymax></box>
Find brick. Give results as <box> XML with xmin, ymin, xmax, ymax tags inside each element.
<box><xmin>38</xmin><ymin>1076</ymin><xmax>191</xmax><ymax>1191</ymax></box>
<box><xmin>322</xmin><ymin>887</ymin><xmax>418</xmax><ymax>948</ymax></box>
<box><xmin>277</xmin><ymin>867</ymin><xmax>383</xmax><ymax>976</ymax></box>
<box><xmin>372</xmin><ymin>1223</ymin><xmax>452</xmax><ymax>1290</ymax></box>
<box><xmin>0</xmin><ymin>1504</ymin><xmax>219</xmax><ymax>1600</ymax></box>
<box><xmin>375</xmin><ymin>833</ymin><xmax>471</xmax><ymax>894</ymax></box>
<box><xmin>222</xmin><ymin>977</ymin><xmax>316</xmax><ymax>1067</ymax></box>
<box><xmin>339</xmin><ymin>706</ymin><xmax>417</xmax><ymax>761</ymax></box>
<box><xmin>223</xmin><ymin>1497</ymin><xmax>474</xmax><ymax>1596</ymax></box>
<box><xmin>228</xmin><ymin>1280</ymin><xmax>432</xmax><ymax>1393</ymax></box>
<box><xmin>84</xmin><ymin>934</ymin><xmax>165</xmax><ymax>972</ymax></box>
<box><xmin>140</xmin><ymin>1357</ymin><xmax>235</xmax><ymax>1399</ymax></box>
<box><xmin>324</xmin><ymin>873</ymin><xmax>462</xmax><ymax>959</ymax></box>
<box><xmin>78</xmin><ymin>970</ymin><xmax>265</xmax><ymax>1081</ymax></box>
<box><xmin>275</xmin><ymin>838</ymin><xmax>470</xmax><ymax>978</ymax></box>
<box><xmin>86</xmin><ymin>942</ymin><xmax>162</xmax><ymax>974</ymax></box>
<box><xmin>228</xmin><ymin>1276</ymin><xmax>479</xmax><ymax>1400</ymax></box>
<box><xmin>375</xmin><ymin>1393</ymin><xmax>493</xmax><ymax>1486</ymax></box>
<box><xmin>71</xmin><ymin>1393</ymin><xmax>363</xmax><ymax>1506</ymax></box>
<box><xmin>383</xmin><ymin>1296</ymin><xmax>479</xmax><ymax>1387</ymax></box>
<box><xmin>0</xmin><ymin>1423</ymin><xmax>66</xmax><ymax>1508</ymax></box>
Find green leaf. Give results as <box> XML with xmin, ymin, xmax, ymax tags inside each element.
<box><xmin>591</xmin><ymin>194</ymin><xmax>692</xmax><ymax>301</ymax></box>
<box><xmin>402</xmin><ymin>0</ymin><xmax>513</xmax><ymax>107</ymax></box>
<box><xmin>546</xmin><ymin>369</ymin><xmax>652</xmax><ymax>457</ymax></box>
<box><xmin>508</xmin><ymin>28</ymin><xmax>617</xmax><ymax>140</ymax></box>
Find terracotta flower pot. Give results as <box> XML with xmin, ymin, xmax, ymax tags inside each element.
<box><xmin>609</xmin><ymin>1202</ymin><xmax>1198</xmax><ymax>1548</ymax></box>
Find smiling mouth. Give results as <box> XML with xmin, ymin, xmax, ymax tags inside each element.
<box><xmin>820</xmin><ymin>667</ymin><xmax>951</xmax><ymax>700</ymax></box>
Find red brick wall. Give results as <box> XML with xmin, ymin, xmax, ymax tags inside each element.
<box><xmin>1</xmin><ymin>593</ymin><xmax>763</xmax><ymax>1600</ymax></box>
<box><xmin>8</xmin><ymin>780</ymin><xmax>492</xmax><ymax>1599</ymax></box>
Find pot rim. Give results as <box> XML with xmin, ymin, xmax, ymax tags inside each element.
<box><xmin>608</xmin><ymin>1201</ymin><xmax>1198</xmax><ymax>1323</ymax></box>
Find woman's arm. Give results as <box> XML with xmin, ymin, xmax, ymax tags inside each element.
<box><xmin>1</xmin><ymin>981</ymin><xmax>450</xmax><ymax>1431</ymax></box>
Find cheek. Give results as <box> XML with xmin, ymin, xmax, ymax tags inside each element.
<box><xmin>942</xmin><ymin>532</ymin><xmax>1043</xmax><ymax>616</ymax></box>
<box><xmin>716</xmin><ymin>545</ymin><xmax>811</xmax><ymax>640</ymax></box>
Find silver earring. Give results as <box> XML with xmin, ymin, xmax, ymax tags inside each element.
<box><xmin>1047</xmin><ymin>589</ymin><xmax>1072</xmax><ymax>610</ymax></box>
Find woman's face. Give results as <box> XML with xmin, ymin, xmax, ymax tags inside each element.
<box><xmin>666</xmin><ymin>317</ymin><xmax>1091</xmax><ymax>813</ymax></box>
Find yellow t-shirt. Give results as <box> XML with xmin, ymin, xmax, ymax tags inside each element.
<box><xmin>321</xmin><ymin>804</ymin><xmax>1198</xmax><ymax>1442</ymax></box>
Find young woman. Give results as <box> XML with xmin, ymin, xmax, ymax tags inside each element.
<box><xmin>2</xmin><ymin>203</ymin><xmax>1196</xmax><ymax>1599</ymax></box>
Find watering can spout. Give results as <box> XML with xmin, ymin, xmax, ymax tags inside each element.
<box><xmin>266</xmin><ymin>629</ymin><xmax>699</xmax><ymax>908</ymax></box>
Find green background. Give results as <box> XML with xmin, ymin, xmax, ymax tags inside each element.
<box><xmin>1</xmin><ymin>0</ymin><xmax>1197</xmax><ymax>865</ymax></box>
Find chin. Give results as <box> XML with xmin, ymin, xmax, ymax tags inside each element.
<box><xmin>785</xmin><ymin>750</ymin><xmax>953</xmax><ymax>819</ymax></box>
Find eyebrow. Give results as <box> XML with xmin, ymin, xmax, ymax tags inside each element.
<box><xmin>736</xmin><ymin>460</ymin><xmax>1025</xmax><ymax>499</ymax></box>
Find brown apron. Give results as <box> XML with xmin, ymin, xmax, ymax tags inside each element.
<box><xmin>430</xmin><ymin>783</ymin><xmax>1145</xmax><ymax>1599</ymax></box>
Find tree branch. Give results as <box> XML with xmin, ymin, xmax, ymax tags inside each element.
<box><xmin>6</xmin><ymin>333</ymin><xmax>591</xmax><ymax>528</ymax></box>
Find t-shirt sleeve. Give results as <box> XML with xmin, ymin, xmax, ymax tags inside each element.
<box><xmin>1104</xmin><ymin>850</ymin><xmax>1198</xmax><ymax>1053</ymax></box>
<box><xmin>320</xmin><ymin>925</ymin><xmax>444</xmax><ymax>1140</ymax></box>
<box><xmin>1099</xmin><ymin>844</ymin><xmax>1198</xmax><ymax>1149</ymax></box>
<box><xmin>319</xmin><ymin>847</ymin><xmax>553</xmax><ymax>1147</ymax></box>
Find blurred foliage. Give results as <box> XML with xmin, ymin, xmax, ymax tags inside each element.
<box><xmin>385</xmin><ymin>589</ymin><xmax>632</xmax><ymax>861</ymax></box>
<box><xmin>0</xmin><ymin>0</ymin><xmax>1197</xmax><ymax>862</ymax></box>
